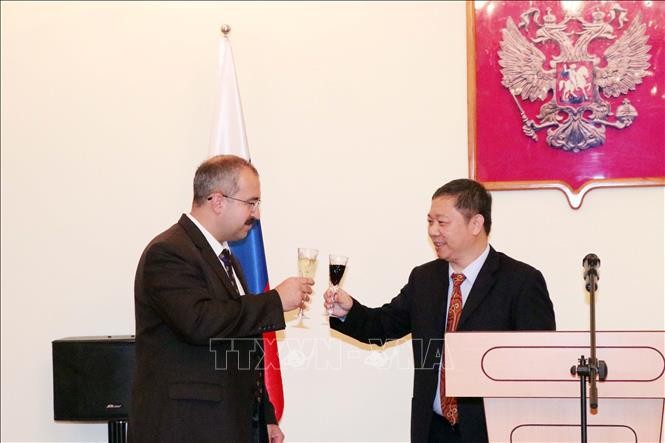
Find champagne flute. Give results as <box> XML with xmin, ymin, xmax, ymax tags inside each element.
<box><xmin>295</xmin><ymin>248</ymin><xmax>318</xmax><ymax>327</ymax></box>
<box><xmin>328</xmin><ymin>254</ymin><xmax>348</xmax><ymax>315</ymax></box>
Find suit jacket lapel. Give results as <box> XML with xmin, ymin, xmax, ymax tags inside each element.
<box><xmin>458</xmin><ymin>246</ymin><xmax>499</xmax><ymax>329</ymax></box>
<box><xmin>177</xmin><ymin>214</ymin><xmax>241</xmax><ymax>299</ymax></box>
<box><xmin>426</xmin><ymin>260</ymin><xmax>449</xmax><ymax>338</ymax></box>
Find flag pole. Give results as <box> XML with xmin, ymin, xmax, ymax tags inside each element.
<box><xmin>210</xmin><ymin>23</ymin><xmax>285</xmax><ymax>420</ymax></box>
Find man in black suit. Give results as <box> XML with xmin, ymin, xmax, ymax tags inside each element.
<box><xmin>324</xmin><ymin>179</ymin><xmax>555</xmax><ymax>443</ymax></box>
<box><xmin>129</xmin><ymin>155</ymin><xmax>313</xmax><ymax>443</ymax></box>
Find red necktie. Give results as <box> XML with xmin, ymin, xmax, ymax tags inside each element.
<box><xmin>440</xmin><ymin>272</ymin><xmax>466</xmax><ymax>426</ymax></box>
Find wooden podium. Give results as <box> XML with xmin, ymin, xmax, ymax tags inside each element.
<box><xmin>445</xmin><ymin>331</ymin><xmax>665</xmax><ymax>443</ymax></box>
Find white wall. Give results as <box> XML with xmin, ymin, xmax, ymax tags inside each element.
<box><xmin>1</xmin><ymin>2</ymin><xmax>663</xmax><ymax>442</ymax></box>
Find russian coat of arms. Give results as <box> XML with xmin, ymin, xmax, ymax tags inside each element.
<box><xmin>498</xmin><ymin>5</ymin><xmax>653</xmax><ymax>152</ymax></box>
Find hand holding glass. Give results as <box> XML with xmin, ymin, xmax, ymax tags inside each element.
<box><xmin>328</xmin><ymin>254</ymin><xmax>348</xmax><ymax>315</ymax></box>
<box><xmin>296</xmin><ymin>248</ymin><xmax>318</xmax><ymax>324</ymax></box>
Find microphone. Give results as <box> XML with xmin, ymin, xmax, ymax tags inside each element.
<box><xmin>583</xmin><ymin>253</ymin><xmax>600</xmax><ymax>292</ymax></box>
<box><xmin>572</xmin><ymin>253</ymin><xmax>607</xmax><ymax>416</ymax></box>
<box><xmin>583</xmin><ymin>253</ymin><xmax>600</xmax><ymax>271</ymax></box>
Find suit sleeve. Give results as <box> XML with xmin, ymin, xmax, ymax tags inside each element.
<box><xmin>262</xmin><ymin>388</ymin><xmax>277</xmax><ymax>424</ymax></box>
<box><xmin>512</xmin><ymin>268</ymin><xmax>556</xmax><ymax>330</ymax></box>
<box><xmin>141</xmin><ymin>240</ymin><xmax>286</xmax><ymax>345</ymax></box>
<box><xmin>330</xmin><ymin>268</ymin><xmax>417</xmax><ymax>345</ymax></box>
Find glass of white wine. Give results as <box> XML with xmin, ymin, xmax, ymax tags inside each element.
<box><xmin>295</xmin><ymin>248</ymin><xmax>318</xmax><ymax>328</ymax></box>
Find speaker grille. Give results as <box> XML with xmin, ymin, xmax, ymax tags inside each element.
<box><xmin>52</xmin><ymin>336</ymin><xmax>135</xmax><ymax>421</ymax></box>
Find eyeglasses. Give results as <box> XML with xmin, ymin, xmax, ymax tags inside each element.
<box><xmin>207</xmin><ymin>192</ymin><xmax>261</xmax><ymax>210</ymax></box>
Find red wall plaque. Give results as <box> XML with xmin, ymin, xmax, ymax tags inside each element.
<box><xmin>467</xmin><ymin>1</ymin><xmax>664</xmax><ymax>208</ymax></box>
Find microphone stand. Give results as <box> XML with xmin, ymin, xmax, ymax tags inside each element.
<box><xmin>570</xmin><ymin>254</ymin><xmax>608</xmax><ymax>443</ymax></box>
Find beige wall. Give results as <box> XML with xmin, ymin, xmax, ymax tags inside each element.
<box><xmin>1</xmin><ymin>2</ymin><xmax>663</xmax><ymax>442</ymax></box>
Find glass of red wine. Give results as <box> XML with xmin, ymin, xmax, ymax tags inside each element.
<box><xmin>328</xmin><ymin>254</ymin><xmax>348</xmax><ymax>315</ymax></box>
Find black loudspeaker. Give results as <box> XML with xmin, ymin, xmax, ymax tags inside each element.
<box><xmin>52</xmin><ymin>335</ymin><xmax>135</xmax><ymax>421</ymax></box>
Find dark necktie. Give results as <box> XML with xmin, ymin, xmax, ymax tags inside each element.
<box><xmin>220</xmin><ymin>248</ymin><xmax>239</xmax><ymax>293</ymax></box>
<box><xmin>440</xmin><ymin>272</ymin><xmax>466</xmax><ymax>426</ymax></box>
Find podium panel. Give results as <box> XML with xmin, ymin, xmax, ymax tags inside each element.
<box><xmin>485</xmin><ymin>398</ymin><xmax>664</xmax><ymax>443</ymax></box>
<box><xmin>445</xmin><ymin>331</ymin><xmax>665</xmax><ymax>443</ymax></box>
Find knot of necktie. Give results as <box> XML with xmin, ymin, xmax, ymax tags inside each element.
<box><xmin>220</xmin><ymin>248</ymin><xmax>232</xmax><ymax>265</ymax></box>
<box><xmin>451</xmin><ymin>272</ymin><xmax>466</xmax><ymax>287</ymax></box>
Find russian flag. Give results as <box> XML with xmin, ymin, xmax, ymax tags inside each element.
<box><xmin>208</xmin><ymin>29</ymin><xmax>284</xmax><ymax>420</ymax></box>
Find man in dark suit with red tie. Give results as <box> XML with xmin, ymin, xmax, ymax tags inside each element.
<box><xmin>325</xmin><ymin>178</ymin><xmax>556</xmax><ymax>443</ymax></box>
<box><xmin>129</xmin><ymin>155</ymin><xmax>313</xmax><ymax>443</ymax></box>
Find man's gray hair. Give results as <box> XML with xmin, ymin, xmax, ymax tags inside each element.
<box><xmin>193</xmin><ymin>155</ymin><xmax>258</xmax><ymax>206</ymax></box>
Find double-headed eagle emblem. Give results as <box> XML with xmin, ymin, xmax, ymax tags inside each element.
<box><xmin>499</xmin><ymin>5</ymin><xmax>653</xmax><ymax>152</ymax></box>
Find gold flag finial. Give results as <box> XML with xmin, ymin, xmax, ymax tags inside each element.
<box><xmin>221</xmin><ymin>25</ymin><xmax>231</xmax><ymax>36</ymax></box>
